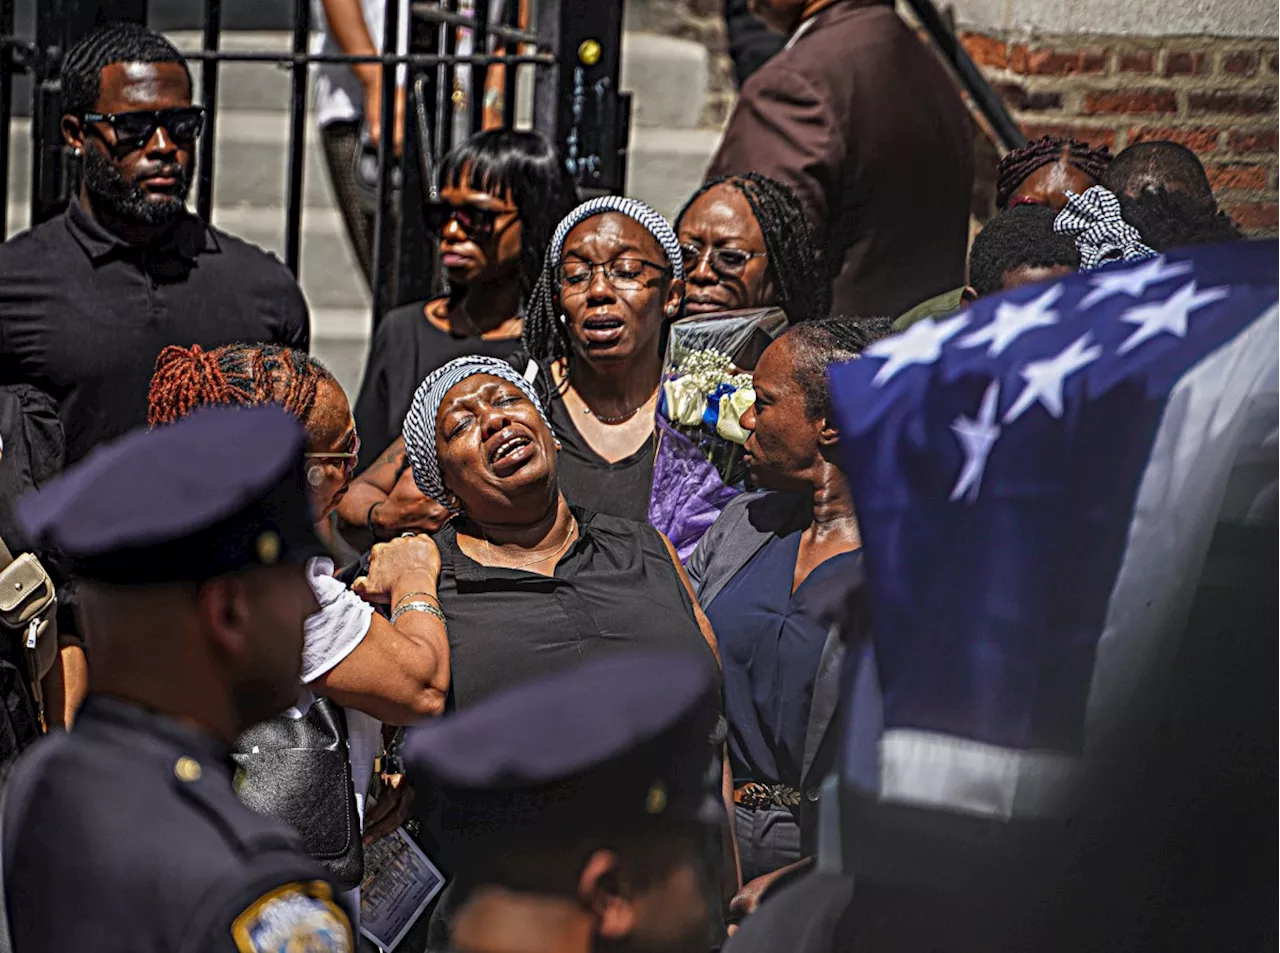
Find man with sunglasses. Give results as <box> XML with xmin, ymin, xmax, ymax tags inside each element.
<box><xmin>0</xmin><ymin>22</ymin><xmax>310</xmax><ymax>470</ymax></box>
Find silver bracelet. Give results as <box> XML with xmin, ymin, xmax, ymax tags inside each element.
<box><xmin>390</xmin><ymin>600</ymin><xmax>447</xmax><ymax>627</ymax></box>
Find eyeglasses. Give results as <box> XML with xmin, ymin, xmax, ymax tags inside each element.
<box><xmin>305</xmin><ymin>434</ymin><xmax>361</xmax><ymax>478</ymax></box>
<box><xmin>557</xmin><ymin>258</ymin><xmax>670</xmax><ymax>293</ymax></box>
<box><xmin>424</xmin><ymin>201</ymin><xmax>516</xmax><ymax>239</ymax></box>
<box><xmin>82</xmin><ymin>107</ymin><xmax>207</xmax><ymax>147</ymax></box>
<box><xmin>679</xmin><ymin>242</ymin><xmax>767</xmax><ymax>275</ymax></box>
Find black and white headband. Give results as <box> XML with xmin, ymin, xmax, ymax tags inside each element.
<box><xmin>547</xmin><ymin>196</ymin><xmax>685</xmax><ymax>282</ymax></box>
<box><xmin>402</xmin><ymin>356</ymin><xmax>553</xmax><ymax>506</ymax></box>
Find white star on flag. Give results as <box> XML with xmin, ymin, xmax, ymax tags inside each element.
<box><xmin>1004</xmin><ymin>333</ymin><xmax>1103</xmax><ymax>424</ymax></box>
<box><xmin>865</xmin><ymin>313</ymin><xmax>968</xmax><ymax>386</ymax></box>
<box><xmin>959</xmin><ymin>285</ymin><xmax>1062</xmax><ymax>357</ymax></box>
<box><xmin>1116</xmin><ymin>280</ymin><xmax>1230</xmax><ymax>355</ymax></box>
<box><xmin>950</xmin><ymin>380</ymin><xmax>1002</xmax><ymax>503</ymax></box>
<box><xmin>1078</xmin><ymin>256</ymin><xmax>1193</xmax><ymax>310</ymax></box>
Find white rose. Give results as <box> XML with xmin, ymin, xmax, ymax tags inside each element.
<box><xmin>716</xmin><ymin>386</ymin><xmax>755</xmax><ymax>444</ymax></box>
<box><xmin>664</xmin><ymin>377</ymin><xmax>707</xmax><ymax>427</ymax></box>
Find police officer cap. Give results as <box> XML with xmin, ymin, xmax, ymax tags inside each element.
<box><xmin>17</xmin><ymin>405</ymin><xmax>325</xmax><ymax>584</ymax></box>
<box><xmin>403</xmin><ymin>653</ymin><xmax>725</xmax><ymax>841</ymax></box>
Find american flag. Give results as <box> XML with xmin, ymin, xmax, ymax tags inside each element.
<box><xmin>827</xmin><ymin>241</ymin><xmax>1277</xmax><ymax>828</ymax></box>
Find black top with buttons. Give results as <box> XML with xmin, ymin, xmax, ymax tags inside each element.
<box><xmin>1</xmin><ymin>695</ymin><xmax>353</xmax><ymax>952</ymax></box>
<box><xmin>0</xmin><ymin>199</ymin><xmax>310</xmax><ymax>464</ymax></box>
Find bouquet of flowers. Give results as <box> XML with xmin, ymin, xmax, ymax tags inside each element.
<box><xmin>649</xmin><ymin>307</ymin><xmax>789</xmax><ymax>560</ymax></box>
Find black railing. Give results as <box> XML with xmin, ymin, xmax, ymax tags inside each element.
<box><xmin>0</xmin><ymin>0</ymin><xmax>631</xmax><ymax>325</ymax></box>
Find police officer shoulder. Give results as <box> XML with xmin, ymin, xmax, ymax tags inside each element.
<box><xmin>1</xmin><ymin>405</ymin><xmax>352</xmax><ymax>953</ymax></box>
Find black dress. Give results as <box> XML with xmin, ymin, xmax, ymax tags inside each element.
<box><xmin>543</xmin><ymin>378</ymin><xmax>656</xmax><ymax>524</ymax></box>
<box><xmin>351</xmin><ymin>298</ymin><xmax>521</xmax><ymax>473</ymax></box>
<box><xmin>432</xmin><ymin>506</ymin><xmax>712</xmax><ymax>711</ymax></box>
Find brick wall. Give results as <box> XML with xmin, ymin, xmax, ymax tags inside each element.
<box><xmin>959</xmin><ymin>32</ymin><xmax>1280</xmax><ymax>234</ymax></box>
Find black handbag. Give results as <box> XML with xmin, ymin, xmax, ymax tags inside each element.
<box><xmin>232</xmin><ymin>697</ymin><xmax>364</xmax><ymax>889</ymax></box>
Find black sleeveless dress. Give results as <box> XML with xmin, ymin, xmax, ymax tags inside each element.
<box><xmin>432</xmin><ymin>506</ymin><xmax>713</xmax><ymax>710</ymax></box>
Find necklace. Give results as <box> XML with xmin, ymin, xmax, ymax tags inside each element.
<box><xmin>579</xmin><ymin>384</ymin><xmax>660</xmax><ymax>424</ymax></box>
<box><xmin>482</xmin><ymin>517</ymin><xmax>577</xmax><ymax>570</ymax></box>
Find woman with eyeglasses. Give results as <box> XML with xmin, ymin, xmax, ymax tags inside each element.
<box><xmin>147</xmin><ymin>343</ymin><xmax>449</xmax><ymax>886</ymax></box>
<box><xmin>675</xmin><ymin>172</ymin><xmax>830</xmax><ymax>323</ymax></box>
<box><xmin>519</xmin><ymin>196</ymin><xmax>686</xmax><ymax>523</ymax></box>
<box><xmin>339</xmin><ymin>129</ymin><xmax>578</xmax><ymax>544</ymax></box>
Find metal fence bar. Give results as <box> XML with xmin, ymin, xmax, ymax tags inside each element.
<box><xmin>903</xmin><ymin>0</ymin><xmax>1025</xmax><ymax>152</ymax></box>
<box><xmin>439</xmin><ymin>2</ymin><xmax>459</xmax><ymax>158</ymax></box>
<box><xmin>470</xmin><ymin>0</ymin><xmax>491</xmax><ymax>133</ymax></box>
<box><xmin>176</xmin><ymin>50</ymin><xmax>553</xmax><ymax>66</ymax></box>
<box><xmin>370</xmin><ymin>0</ymin><xmax>402</xmax><ymax>319</ymax></box>
<box><xmin>284</xmin><ymin>0</ymin><xmax>310</xmax><ymax>274</ymax></box>
<box><xmin>196</xmin><ymin>0</ymin><xmax>222</xmax><ymax>223</ymax></box>
<box><xmin>501</xmin><ymin>0</ymin><xmax>518</xmax><ymax>128</ymax></box>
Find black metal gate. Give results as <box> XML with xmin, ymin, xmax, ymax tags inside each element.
<box><xmin>0</xmin><ymin>0</ymin><xmax>632</xmax><ymax>322</ymax></box>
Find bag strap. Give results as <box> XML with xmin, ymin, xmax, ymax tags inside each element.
<box><xmin>0</xmin><ymin>537</ymin><xmax>12</xmax><ymax>572</ymax></box>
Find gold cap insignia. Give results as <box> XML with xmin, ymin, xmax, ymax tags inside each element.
<box><xmin>644</xmin><ymin>781</ymin><xmax>667</xmax><ymax>815</ymax></box>
<box><xmin>256</xmin><ymin>531</ymin><xmax>281</xmax><ymax>565</ymax></box>
<box><xmin>174</xmin><ymin>756</ymin><xmax>202</xmax><ymax>783</ymax></box>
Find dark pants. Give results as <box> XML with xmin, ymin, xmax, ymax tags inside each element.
<box><xmin>735</xmin><ymin>803</ymin><xmax>802</xmax><ymax>884</ymax></box>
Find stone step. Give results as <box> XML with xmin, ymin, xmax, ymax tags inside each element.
<box><xmin>620</xmin><ymin>32</ymin><xmax>709</xmax><ymax>130</ymax></box>
<box><xmin>311</xmin><ymin>308</ymin><xmax>373</xmax><ymax>400</ymax></box>
<box><xmin>625</xmin><ymin>126</ymin><xmax>723</xmax><ymax>221</ymax></box>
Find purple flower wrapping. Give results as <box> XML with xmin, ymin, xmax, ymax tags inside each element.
<box><xmin>648</xmin><ymin>413</ymin><xmax>742</xmax><ymax>561</ymax></box>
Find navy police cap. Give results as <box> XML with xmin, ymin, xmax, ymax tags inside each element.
<box><xmin>17</xmin><ymin>404</ymin><xmax>326</xmax><ymax>584</ymax></box>
<box><xmin>403</xmin><ymin>652</ymin><xmax>725</xmax><ymax>846</ymax></box>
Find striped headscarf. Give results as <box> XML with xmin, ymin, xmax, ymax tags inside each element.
<box><xmin>402</xmin><ymin>356</ymin><xmax>553</xmax><ymax>506</ymax></box>
<box><xmin>548</xmin><ymin>195</ymin><xmax>685</xmax><ymax>282</ymax></box>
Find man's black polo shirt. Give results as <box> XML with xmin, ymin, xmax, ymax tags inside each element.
<box><xmin>0</xmin><ymin>199</ymin><xmax>310</xmax><ymax>463</ymax></box>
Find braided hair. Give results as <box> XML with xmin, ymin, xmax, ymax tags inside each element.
<box><xmin>996</xmin><ymin>136</ymin><xmax>1113</xmax><ymax>210</ymax></box>
<box><xmin>148</xmin><ymin>343</ymin><xmax>335</xmax><ymax>428</ymax></box>
<box><xmin>521</xmin><ymin>196</ymin><xmax>683</xmax><ymax>404</ymax></box>
<box><xmin>62</xmin><ymin>22</ymin><xmax>191</xmax><ymax>119</ymax></box>
<box><xmin>676</xmin><ymin>173</ymin><xmax>831</xmax><ymax>323</ymax></box>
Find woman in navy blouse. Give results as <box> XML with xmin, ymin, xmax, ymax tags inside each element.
<box><xmin>687</xmin><ymin>317</ymin><xmax>888</xmax><ymax>920</ymax></box>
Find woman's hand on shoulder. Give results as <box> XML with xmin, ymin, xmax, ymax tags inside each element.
<box><xmin>353</xmin><ymin>534</ymin><xmax>443</xmax><ymax>604</ymax></box>
<box><xmin>377</xmin><ymin>464</ymin><xmax>451</xmax><ymax>536</ymax></box>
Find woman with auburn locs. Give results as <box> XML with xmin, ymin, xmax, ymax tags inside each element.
<box><xmin>686</xmin><ymin>317</ymin><xmax>891</xmax><ymax>924</ymax></box>
<box><xmin>338</xmin><ymin>129</ymin><xmax>578</xmax><ymax>542</ymax></box>
<box><xmin>146</xmin><ymin>343</ymin><xmax>450</xmax><ymax>855</ymax></box>
<box><xmin>519</xmin><ymin>195</ymin><xmax>686</xmax><ymax>524</ymax></box>
<box><xmin>997</xmin><ymin>134</ymin><xmax>1113</xmax><ymax>212</ymax></box>
<box><xmin>675</xmin><ymin>172</ymin><xmax>830</xmax><ymax>322</ymax></box>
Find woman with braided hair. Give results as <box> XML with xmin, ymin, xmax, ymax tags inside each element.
<box><xmin>997</xmin><ymin>134</ymin><xmax>1113</xmax><ymax>212</ymax></box>
<box><xmin>676</xmin><ymin>172</ymin><xmax>830</xmax><ymax>322</ymax></box>
<box><xmin>519</xmin><ymin>195</ymin><xmax>686</xmax><ymax>523</ymax></box>
<box><xmin>147</xmin><ymin>343</ymin><xmax>450</xmax><ymax>898</ymax></box>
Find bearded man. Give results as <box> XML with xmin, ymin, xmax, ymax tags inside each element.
<box><xmin>0</xmin><ymin>21</ymin><xmax>309</xmax><ymax>467</ymax></box>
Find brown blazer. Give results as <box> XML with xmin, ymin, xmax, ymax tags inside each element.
<box><xmin>707</xmin><ymin>0</ymin><xmax>974</xmax><ymax>320</ymax></box>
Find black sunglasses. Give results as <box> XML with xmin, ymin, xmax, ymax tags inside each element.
<box><xmin>424</xmin><ymin>200</ymin><xmax>514</xmax><ymax>239</ymax></box>
<box><xmin>82</xmin><ymin>107</ymin><xmax>207</xmax><ymax>147</ymax></box>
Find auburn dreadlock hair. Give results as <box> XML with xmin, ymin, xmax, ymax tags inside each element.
<box><xmin>148</xmin><ymin>343</ymin><xmax>335</xmax><ymax>428</ymax></box>
<box><xmin>676</xmin><ymin>173</ymin><xmax>831</xmax><ymax>324</ymax></box>
<box><xmin>996</xmin><ymin>136</ymin><xmax>1113</xmax><ymax>209</ymax></box>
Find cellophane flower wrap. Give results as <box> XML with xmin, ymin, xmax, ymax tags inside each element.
<box><xmin>649</xmin><ymin>308</ymin><xmax>789</xmax><ymax>560</ymax></box>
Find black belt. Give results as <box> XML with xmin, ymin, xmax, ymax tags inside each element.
<box><xmin>733</xmin><ymin>782</ymin><xmax>802</xmax><ymax>810</ymax></box>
